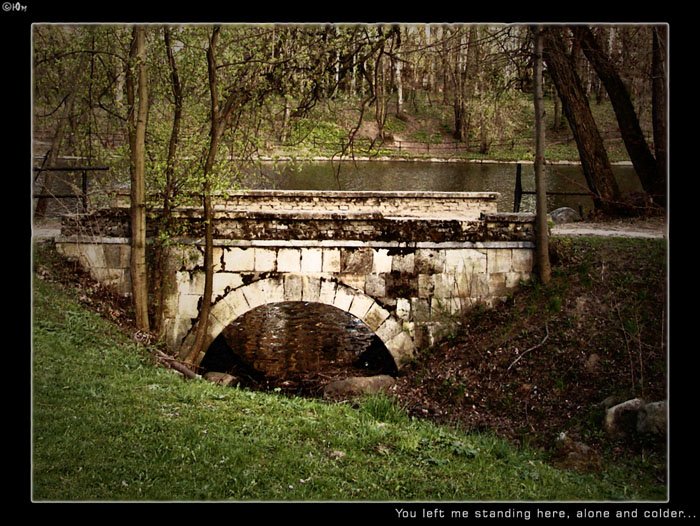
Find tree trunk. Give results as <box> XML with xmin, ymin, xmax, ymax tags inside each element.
<box><xmin>651</xmin><ymin>25</ymin><xmax>667</xmax><ymax>206</ymax></box>
<box><xmin>573</xmin><ymin>26</ymin><xmax>664</xmax><ymax>207</ymax></box>
<box><xmin>425</xmin><ymin>25</ymin><xmax>434</xmax><ymax>91</ymax></box>
<box><xmin>186</xmin><ymin>27</ymin><xmax>224</xmax><ymax>366</ymax></box>
<box><xmin>542</xmin><ymin>27</ymin><xmax>621</xmax><ymax>212</ymax></box>
<box><xmin>154</xmin><ymin>26</ymin><xmax>184</xmax><ymax>335</ymax></box>
<box><xmin>127</xmin><ymin>25</ymin><xmax>150</xmax><ymax>331</ymax></box>
<box><xmin>552</xmin><ymin>86</ymin><xmax>561</xmax><ymax>130</ymax></box>
<box><xmin>395</xmin><ymin>53</ymin><xmax>403</xmax><ymax>116</ymax></box>
<box><xmin>533</xmin><ymin>26</ymin><xmax>551</xmax><ymax>284</ymax></box>
<box><xmin>442</xmin><ymin>25</ymin><xmax>450</xmax><ymax>104</ymax></box>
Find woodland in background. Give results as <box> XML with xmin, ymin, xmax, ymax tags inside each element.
<box><xmin>32</xmin><ymin>24</ymin><xmax>667</xmax><ymax>361</ymax></box>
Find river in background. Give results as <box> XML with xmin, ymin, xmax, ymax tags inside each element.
<box><xmin>251</xmin><ymin>160</ymin><xmax>641</xmax><ymax>216</ymax></box>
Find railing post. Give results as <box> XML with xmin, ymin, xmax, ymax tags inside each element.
<box><xmin>513</xmin><ymin>162</ymin><xmax>522</xmax><ymax>213</ymax></box>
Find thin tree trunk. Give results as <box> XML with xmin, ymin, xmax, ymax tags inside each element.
<box><xmin>425</xmin><ymin>25</ymin><xmax>434</xmax><ymax>91</ymax></box>
<box><xmin>651</xmin><ymin>25</ymin><xmax>667</xmax><ymax>206</ymax></box>
<box><xmin>533</xmin><ymin>26</ymin><xmax>551</xmax><ymax>284</ymax></box>
<box><xmin>154</xmin><ymin>25</ymin><xmax>184</xmax><ymax>335</ymax></box>
<box><xmin>395</xmin><ymin>55</ymin><xmax>403</xmax><ymax>116</ymax></box>
<box><xmin>552</xmin><ymin>86</ymin><xmax>562</xmax><ymax>130</ymax></box>
<box><xmin>127</xmin><ymin>25</ymin><xmax>150</xmax><ymax>331</ymax></box>
<box><xmin>186</xmin><ymin>27</ymin><xmax>225</xmax><ymax>365</ymax></box>
<box><xmin>442</xmin><ymin>25</ymin><xmax>449</xmax><ymax>104</ymax></box>
<box><xmin>574</xmin><ymin>26</ymin><xmax>663</xmax><ymax>207</ymax></box>
<box><xmin>542</xmin><ymin>26</ymin><xmax>621</xmax><ymax>212</ymax></box>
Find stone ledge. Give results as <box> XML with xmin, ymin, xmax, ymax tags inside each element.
<box><xmin>213</xmin><ymin>190</ymin><xmax>500</xmax><ymax>200</ymax></box>
<box><xmin>57</xmin><ymin>236</ymin><xmax>535</xmax><ymax>249</ymax></box>
<box><xmin>481</xmin><ymin>212</ymin><xmax>536</xmax><ymax>223</ymax></box>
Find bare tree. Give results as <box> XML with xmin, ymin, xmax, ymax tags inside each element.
<box><xmin>153</xmin><ymin>25</ymin><xmax>184</xmax><ymax>335</ymax></box>
<box><xmin>533</xmin><ymin>26</ymin><xmax>551</xmax><ymax>284</ymax></box>
<box><xmin>651</xmin><ymin>25</ymin><xmax>667</xmax><ymax>206</ymax></box>
<box><xmin>574</xmin><ymin>26</ymin><xmax>664</xmax><ymax>207</ymax></box>
<box><xmin>125</xmin><ymin>25</ymin><xmax>150</xmax><ymax>331</ymax></box>
<box><xmin>542</xmin><ymin>26</ymin><xmax>621</xmax><ymax>213</ymax></box>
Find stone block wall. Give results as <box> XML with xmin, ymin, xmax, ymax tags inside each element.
<box><xmin>160</xmin><ymin>240</ymin><xmax>533</xmax><ymax>366</ymax></box>
<box><xmin>55</xmin><ymin>238</ymin><xmax>132</xmax><ymax>295</ymax></box>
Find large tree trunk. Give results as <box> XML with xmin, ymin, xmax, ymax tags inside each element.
<box><xmin>154</xmin><ymin>26</ymin><xmax>183</xmax><ymax>335</ymax></box>
<box><xmin>533</xmin><ymin>26</ymin><xmax>551</xmax><ymax>284</ymax></box>
<box><xmin>542</xmin><ymin>27</ymin><xmax>621</xmax><ymax>213</ymax></box>
<box><xmin>126</xmin><ymin>25</ymin><xmax>150</xmax><ymax>331</ymax></box>
<box><xmin>573</xmin><ymin>26</ymin><xmax>664</xmax><ymax>207</ymax></box>
<box><xmin>651</xmin><ymin>25</ymin><xmax>667</xmax><ymax>206</ymax></box>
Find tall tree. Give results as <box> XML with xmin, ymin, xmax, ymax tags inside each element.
<box><xmin>651</xmin><ymin>25</ymin><xmax>667</xmax><ymax>206</ymax></box>
<box><xmin>126</xmin><ymin>25</ymin><xmax>150</xmax><ymax>331</ymax></box>
<box><xmin>184</xmin><ymin>26</ymin><xmax>260</xmax><ymax>365</ymax></box>
<box><xmin>542</xmin><ymin>26</ymin><xmax>621</xmax><ymax>213</ymax></box>
<box><xmin>152</xmin><ymin>25</ymin><xmax>184</xmax><ymax>335</ymax></box>
<box><xmin>573</xmin><ymin>26</ymin><xmax>664</xmax><ymax>207</ymax></box>
<box><xmin>185</xmin><ymin>26</ymin><xmax>224</xmax><ymax>365</ymax></box>
<box><xmin>533</xmin><ymin>26</ymin><xmax>551</xmax><ymax>284</ymax></box>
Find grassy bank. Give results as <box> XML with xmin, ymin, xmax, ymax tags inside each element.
<box><xmin>32</xmin><ymin>252</ymin><xmax>665</xmax><ymax>501</ymax></box>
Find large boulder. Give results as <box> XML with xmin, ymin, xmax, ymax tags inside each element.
<box><xmin>604</xmin><ymin>398</ymin><xmax>645</xmax><ymax>437</ymax></box>
<box><xmin>637</xmin><ymin>401</ymin><xmax>667</xmax><ymax>436</ymax></box>
<box><xmin>549</xmin><ymin>207</ymin><xmax>581</xmax><ymax>224</ymax></box>
<box><xmin>323</xmin><ymin>375</ymin><xmax>396</xmax><ymax>400</ymax></box>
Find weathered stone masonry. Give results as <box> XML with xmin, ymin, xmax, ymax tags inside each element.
<box><xmin>55</xmin><ymin>190</ymin><xmax>535</xmax><ymax>369</ymax></box>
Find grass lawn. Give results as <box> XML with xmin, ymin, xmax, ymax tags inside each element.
<box><xmin>32</xmin><ymin>269</ymin><xmax>666</xmax><ymax>502</ymax></box>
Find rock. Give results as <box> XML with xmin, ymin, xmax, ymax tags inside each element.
<box><xmin>585</xmin><ymin>353</ymin><xmax>600</xmax><ymax>373</ymax></box>
<box><xmin>637</xmin><ymin>400</ymin><xmax>667</xmax><ymax>436</ymax></box>
<box><xmin>604</xmin><ymin>398</ymin><xmax>644</xmax><ymax>436</ymax></box>
<box><xmin>203</xmin><ymin>371</ymin><xmax>239</xmax><ymax>386</ymax></box>
<box><xmin>549</xmin><ymin>207</ymin><xmax>581</xmax><ymax>224</ymax></box>
<box><xmin>598</xmin><ymin>395</ymin><xmax>626</xmax><ymax>410</ymax></box>
<box><xmin>323</xmin><ymin>375</ymin><xmax>396</xmax><ymax>400</ymax></box>
<box><xmin>553</xmin><ymin>432</ymin><xmax>601</xmax><ymax>472</ymax></box>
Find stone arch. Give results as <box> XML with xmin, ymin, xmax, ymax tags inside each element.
<box><xmin>178</xmin><ymin>276</ymin><xmax>415</xmax><ymax>369</ymax></box>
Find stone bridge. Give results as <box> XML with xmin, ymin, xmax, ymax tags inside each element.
<box><xmin>55</xmin><ymin>190</ymin><xmax>535</xmax><ymax>369</ymax></box>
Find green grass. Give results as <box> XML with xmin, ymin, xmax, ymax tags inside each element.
<box><xmin>32</xmin><ymin>275</ymin><xmax>665</xmax><ymax>501</ymax></box>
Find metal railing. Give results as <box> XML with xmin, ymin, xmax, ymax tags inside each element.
<box><xmin>33</xmin><ymin>166</ymin><xmax>110</xmax><ymax>214</ymax></box>
<box><xmin>512</xmin><ymin>162</ymin><xmax>590</xmax><ymax>215</ymax></box>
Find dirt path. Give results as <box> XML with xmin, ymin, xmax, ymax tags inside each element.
<box><xmin>552</xmin><ymin>217</ymin><xmax>666</xmax><ymax>239</ymax></box>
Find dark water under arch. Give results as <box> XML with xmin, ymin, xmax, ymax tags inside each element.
<box><xmin>200</xmin><ymin>301</ymin><xmax>398</xmax><ymax>395</ymax></box>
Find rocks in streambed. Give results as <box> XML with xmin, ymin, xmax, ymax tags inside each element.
<box><xmin>323</xmin><ymin>375</ymin><xmax>396</xmax><ymax>400</ymax></box>
<box><xmin>203</xmin><ymin>371</ymin><xmax>240</xmax><ymax>386</ymax></box>
<box><xmin>548</xmin><ymin>207</ymin><xmax>581</xmax><ymax>224</ymax></box>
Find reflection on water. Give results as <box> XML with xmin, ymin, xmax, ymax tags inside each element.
<box><xmin>244</xmin><ymin>160</ymin><xmax>641</xmax><ymax>215</ymax></box>
<box><xmin>200</xmin><ymin>302</ymin><xmax>397</xmax><ymax>394</ymax></box>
